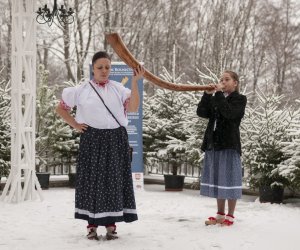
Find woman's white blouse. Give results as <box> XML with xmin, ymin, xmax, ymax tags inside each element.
<box><xmin>61</xmin><ymin>80</ymin><xmax>131</xmax><ymax>129</ymax></box>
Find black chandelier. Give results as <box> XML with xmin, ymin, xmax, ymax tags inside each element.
<box><xmin>36</xmin><ymin>0</ymin><xmax>74</xmax><ymax>27</ymax></box>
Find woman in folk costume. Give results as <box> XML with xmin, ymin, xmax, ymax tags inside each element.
<box><xmin>56</xmin><ymin>51</ymin><xmax>144</xmax><ymax>240</ymax></box>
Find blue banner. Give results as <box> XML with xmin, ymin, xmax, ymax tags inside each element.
<box><xmin>90</xmin><ymin>63</ymin><xmax>144</xmax><ymax>174</ymax></box>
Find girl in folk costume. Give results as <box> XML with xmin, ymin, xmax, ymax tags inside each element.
<box><xmin>197</xmin><ymin>71</ymin><xmax>247</xmax><ymax>226</ymax></box>
<box><xmin>56</xmin><ymin>51</ymin><xmax>144</xmax><ymax>240</ymax></box>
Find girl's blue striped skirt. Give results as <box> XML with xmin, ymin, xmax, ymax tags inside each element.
<box><xmin>200</xmin><ymin>149</ymin><xmax>242</xmax><ymax>199</ymax></box>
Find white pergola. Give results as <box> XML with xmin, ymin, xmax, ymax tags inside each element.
<box><xmin>1</xmin><ymin>0</ymin><xmax>43</xmax><ymax>202</ymax></box>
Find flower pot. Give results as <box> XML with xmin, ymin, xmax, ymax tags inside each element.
<box><xmin>68</xmin><ymin>173</ymin><xmax>76</xmax><ymax>188</ymax></box>
<box><xmin>259</xmin><ymin>185</ymin><xmax>284</xmax><ymax>204</ymax></box>
<box><xmin>164</xmin><ymin>175</ymin><xmax>185</xmax><ymax>191</ymax></box>
<box><xmin>36</xmin><ymin>172</ymin><xmax>50</xmax><ymax>189</ymax></box>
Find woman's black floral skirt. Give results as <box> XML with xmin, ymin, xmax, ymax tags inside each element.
<box><xmin>74</xmin><ymin>126</ymin><xmax>138</xmax><ymax>226</ymax></box>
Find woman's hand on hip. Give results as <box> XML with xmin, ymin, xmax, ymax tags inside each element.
<box><xmin>73</xmin><ymin>123</ymin><xmax>88</xmax><ymax>133</ymax></box>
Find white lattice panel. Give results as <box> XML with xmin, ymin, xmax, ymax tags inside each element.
<box><xmin>1</xmin><ymin>0</ymin><xmax>43</xmax><ymax>202</ymax></box>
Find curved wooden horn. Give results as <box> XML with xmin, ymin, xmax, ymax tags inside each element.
<box><xmin>105</xmin><ymin>33</ymin><xmax>214</xmax><ymax>92</ymax></box>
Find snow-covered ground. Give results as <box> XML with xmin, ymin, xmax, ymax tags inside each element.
<box><xmin>0</xmin><ymin>184</ymin><xmax>299</xmax><ymax>250</ymax></box>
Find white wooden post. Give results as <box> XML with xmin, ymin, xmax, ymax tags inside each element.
<box><xmin>1</xmin><ymin>0</ymin><xmax>43</xmax><ymax>202</ymax></box>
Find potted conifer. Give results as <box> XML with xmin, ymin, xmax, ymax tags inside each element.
<box><xmin>241</xmin><ymin>89</ymin><xmax>297</xmax><ymax>203</ymax></box>
<box><xmin>35</xmin><ymin>158</ymin><xmax>50</xmax><ymax>189</ymax></box>
<box><xmin>163</xmin><ymin>152</ymin><xmax>185</xmax><ymax>191</ymax></box>
<box><xmin>249</xmin><ymin>144</ymin><xmax>288</xmax><ymax>203</ymax></box>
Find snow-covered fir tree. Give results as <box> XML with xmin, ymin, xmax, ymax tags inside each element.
<box><xmin>241</xmin><ymin>88</ymin><xmax>297</xmax><ymax>188</ymax></box>
<box><xmin>143</xmin><ymin>82</ymin><xmax>190</xmax><ymax>174</ymax></box>
<box><xmin>36</xmin><ymin>65</ymin><xmax>79</xmax><ymax>172</ymax></box>
<box><xmin>278</xmin><ymin>99</ymin><xmax>300</xmax><ymax>191</ymax></box>
<box><xmin>0</xmin><ymin>70</ymin><xmax>11</xmax><ymax>177</ymax></box>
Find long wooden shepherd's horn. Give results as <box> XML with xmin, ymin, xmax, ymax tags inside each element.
<box><xmin>105</xmin><ymin>33</ymin><xmax>214</xmax><ymax>92</ymax></box>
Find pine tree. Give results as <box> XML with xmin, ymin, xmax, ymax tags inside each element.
<box><xmin>241</xmin><ymin>88</ymin><xmax>296</xmax><ymax>188</ymax></box>
<box><xmin>143</xmin><ymin>66</ymin><xmax>208</xmax><ymax>175</ymax></box>
<box><xmin>36</xmin><ymin>65</ymin><xmax>79</xmax><ymax>172</ymax></box>
<box><xmin>0</xmin><ymin>72</ymin><xmax>11</xmax><ymax>177</ymax></box>
<box><xmin>143</xmin><ymin>87</ymin><xmax>188</xmax><ymax>174</ymax></box>
<box><xmin>278</xmin><ymin>99</ymin><xmax>300</xmax><ymax>191</ymax></box>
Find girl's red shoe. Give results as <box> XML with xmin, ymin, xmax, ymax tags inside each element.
<box><xmin>205</xmin><ymin>212</ymin><xmax>225</xmax><ymax>225</ymax></box>
<box><xmin>221</xmin><ymin>214</ymin><xmax>234</xmax><ymax>226</ymax></box>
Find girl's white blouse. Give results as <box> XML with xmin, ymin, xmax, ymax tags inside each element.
<box><xmin>61</xmin><ymin>80</ymin><xmax>131</xmax><ymax>129</ymax></box>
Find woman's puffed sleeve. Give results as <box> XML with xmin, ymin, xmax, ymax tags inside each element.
<box><xmin>120</xmin><ymin>86</ymin><xmax>131</xmax><ymax>103</ymax></box>
<box><xmin>118</xmin><ymin>85</ymin><xmax>131</xmax><ymax>114</ymax></box>
<box><xmin>61</xmin><ymin>87</ymin><xmax>78</xmax><ymax>109</ymax></box>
